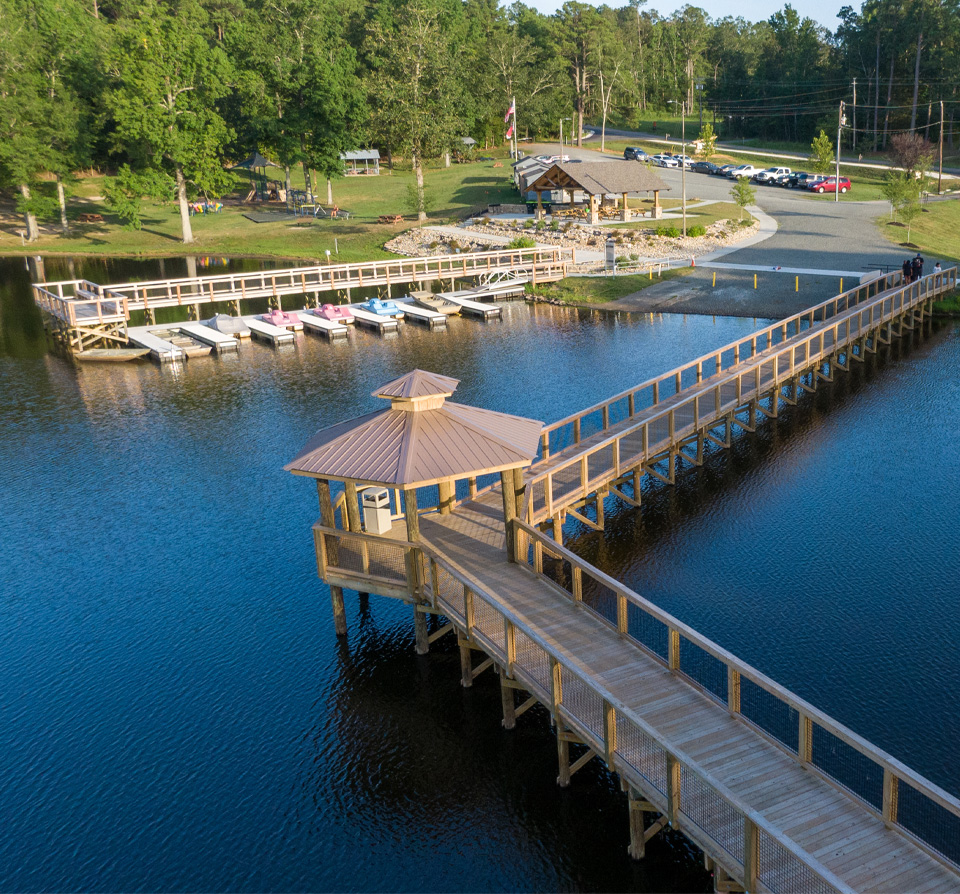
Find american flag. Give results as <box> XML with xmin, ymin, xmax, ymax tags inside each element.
<box><xmin>504</xmin><ymin>100</ymin><xmax>515</xmax><ymax>123</ymax></box>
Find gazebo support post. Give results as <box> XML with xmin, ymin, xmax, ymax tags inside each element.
<box><xmin>589</xmin><ymin>194</ymin><xmax>599</xmax><ymax>225</ymax></box>
<box><xmin>536</xmin><ymin>190</ymin><xmax>543</xmax><ymax>221</ymax></box>
<box><xmin>622</xmin><ymin>192</ymin><xmax>630</xmax><ymax>222</ymax></box>
<box><xmin>438</xmin><ymin>479</ymin><xmax>455</xmax><ymax>515</ymax></box>
<box><xmin>500</xmin><ymin>470</ymin><xmax>518</xmax><ymax>563</ymax></box>
<box><xmin>317</xmin><ymin>479</ymin><xmax>347</xmax><ymax>637</ymax></box>
<box><xmin>653</xmin><ymin>190</ymin><xmax>662</xmax><ymax>219</ymax></box>
<box><xmin>403</xmin><ymin>488</ymin><xmax>429</xmax><ymax>655</ymax></box>
<box><xmin>344</xmin><ymin>481</ymin><xmax>362</xmax><ymax>532</ymax></box>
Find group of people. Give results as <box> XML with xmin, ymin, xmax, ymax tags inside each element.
<box><xmin>901</xmin><ymin>253</ymin><xmax>943</xmax><ymax>283</ymax></box>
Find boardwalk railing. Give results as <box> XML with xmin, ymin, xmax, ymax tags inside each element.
<box><xmin>420</xmin><ymin>537</ymin><xmax>857</xmax><ymax>894</ymax></box>
<box><xmin>526</xmin><ymin>269</ymin><xmax>957</xmax><ymax>523</ymax></box>
<box><xmin>34</xmin><ymin>247</ymin><xmax>572</xmax><ymax>323</ymax></box>
<box><xmin>537</xmin><ymin>270</ymin><xmax>909</xmax><ymax>460</ymax></box>
<box><xmin>512</xmin><ymin>519</ymin><xmax>960</xmax><ymax>873</ymax></box>
<box><xmin>32</xmin><ymin>280</ymin><xmax>127</xmax><ymax>326</ymax></box>
<box><xmin>313</xmin><ymin>523</ymin><xmax>415</xmax><ymax>600</ymax></box>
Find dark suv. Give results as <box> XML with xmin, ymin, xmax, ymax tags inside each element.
<box><xmin>624</xmin><ymin>146</ymin><xmax>650</xmax><ymax>162</ymax></box>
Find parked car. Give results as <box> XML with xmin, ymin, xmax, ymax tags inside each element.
<box><xmin>809</xmin><ymin>176</ymin><xmax>851</xmax><ymax>194</ymax></box>
<box><xmin>690</xmin><ymin>161</ymin><xmax>723</xmax><ymax>175</ymax></box>
<box><xmin>672</xmin><ymin>154</ymin><xmax>694</xmax><ymax>168</ymax></box>
<box><xmin>784</xmin><ymin>171</ymin><xmax>818</xmax><ymax>189</ymax></box>
<box><xmin>727</xmin><ymin>164</ymin><xmax>760</xmax><ymax>179</ymax></box>
<box><xmin>753</xmin><ymin>166</ymin><xmax>791</xmax><ymax>184</ymax></box>
<box><xmin>718</xmin><ymin>164</ymin><xmax>737</xmax><ymax>176</ymax></box>
<box><xmin>624</xmin><ymin>146</ymin><xmax>650</xmax><ymax>162</ymax></box>
<box><xmin>651</xmin><ymin>153</ymin><xmax>679</xmax><ymax>167</ymax></box>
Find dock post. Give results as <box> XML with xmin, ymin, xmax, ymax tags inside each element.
<box><xmin>231</xmin><ymin>299</ymin><xmax>241</xmax><ymax>318</ymax></box>
<box><xmin>632</xmin><ymin>467</ymin><xmax>643</xmax><ymax>503</ymax></box>
<box><xmin>628</xmin><ymin>789</ymin><xmax>646</xmax><ymax>859</ymax></box>
<box><xmin>500</xmin><ymin>670</ymin><xmax>516</xmax><ymax>729</ymax></box>
<box><xmin>556</xmin><ymin>719</ymin><xmax>571</xmax><ymax>787</ymax></box>
<box><xmin>500</xmin><ymin>470</ymin><xmax>518</xmax><ymax>563</ymax></box>
<box><xmin>318</xmin><ymin>479</ymin><xmax>348</xmax><ymax>637</ymax></box>
<box><xmin>458</xmin><ymin>634</ymin><xmax>473</xmax><ymax>687</ymax></box>
<box><xmin>413</xmin><ymin>605</ymin><xmax>429</xmax><ymax>655</ymax></box>
<box><xmin>403</xmin><ymin>488</ymin><xmax>429</xmax><ymax>655</ymax></box>
<box><xmin>438</xmin><ymin>479</ymin><xmax>455</xmax><ymax>515</ymax></box>
<box><xmin>344</xmin><ymin>482</ymin><xmax>362</xmax><ymax>532</ymax></box>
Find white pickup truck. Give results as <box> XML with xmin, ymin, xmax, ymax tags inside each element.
<box><xmin>727</xmin><ymin>164</ymin><xmax>760</xmax><ymax>179</ymax></box>
<box><xmin>753</xmin><ymin>166</ymin><xmax>791</xmax><ymax>184</ymax></box>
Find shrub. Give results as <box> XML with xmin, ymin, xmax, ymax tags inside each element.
<box><xmin>523</xmin><ymin>219</ymin><xmax>535</xmax><ymax>229</ymax></box>
<box><xmin>448</xmin><ymin>239</ymin><xmax>461</xmax><ymax>251</ymax></box>
<box><xmin>429</xmin><ymin>241</ymin><xmax>439</xmax><ymax>249</ymax></box>
<box><xmin>656</xmin><ymin>226</ymin><xmax>681</xmax><ymax>238</ymax></box>
<box><xmin>688</xmin><ymin>225</ymin><xmax>707</xmax><ymax>237</ymax></box>
<box><xmin>550</xmin><ymin>219</ymin><xmax>560</xmax><ymax>231</ymax></box>
<box><xmin>535</xmin><ymin>219</ymin><xmax>546</xmax><ymax>230</ymax></box>
<box><xmin>507</xmin><ymin>235</ymin><xmax>537</xmax><ymax>249</ymax></box>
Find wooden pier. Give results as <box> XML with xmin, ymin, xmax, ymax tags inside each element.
<box><xmin>31</xmin><ymin>247</ymin><xmax>569</xmax><ymax>353</ymax></box>
<box><xmin>288</xmin><ymin>269</ymin><xmax>960</xmax><ymax>894</ymax></box>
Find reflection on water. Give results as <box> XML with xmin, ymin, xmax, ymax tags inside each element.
<box><xmin>1</xmin><ymin>255</ymin><xmax>958</xmax><ymax>891</ymax></box>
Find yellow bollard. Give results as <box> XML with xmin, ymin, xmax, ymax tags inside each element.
<box><xmin>795</xmin><ymin>275</ymin><xmax>799</xmax><ymax>292</ymax></box>
<box><xmin>839</xmin><ymin>277</ymin><xmax>843</xmax><ymax>292</ymax></box>
<box><xmin>753</xmin><ymin>273</ymin><xmax>757</xmax><ymax>289</ymax></box>
<box><xmin>712</xmin><ymin>271</ymin><xmax>716</xmax><ymax>287</ymax></box>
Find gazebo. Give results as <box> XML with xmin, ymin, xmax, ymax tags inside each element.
<box><xmin>285</xmin><ymin>370</ymin><xmax>543</xmax><ymax>648</ymax></box>
<box><xmin>340</xmin><ymin>149</ymin><xmax>381</xmax><ymax>175</ymax></box>
<box><xmin>228</xmin><ymin>151</ymin><xmax>281</xmax><ymax>200</ymax></box>
<box><xmin>526</xmin><ymin>160</ymin><xmax>670</xmax><ymax>223</ymax></box>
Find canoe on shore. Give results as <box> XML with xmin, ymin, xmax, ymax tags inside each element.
<box><xmin>76</xmin><ymin>348</ymin><xmax>151</xmax><ymax>363</ymax></box>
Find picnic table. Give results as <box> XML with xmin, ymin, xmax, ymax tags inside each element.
<box><xmin>378</xmin><ymin>214</ymin><xmax>404</xmax><ymax>224</ymax></box>
<box><xmin>77</xmin><ymin>212</ymin><xmax>105</xmax><ymax>223</ymax></box>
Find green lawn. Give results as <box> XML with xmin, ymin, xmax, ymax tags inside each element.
<box><xmin>527</xmin><ymin>268</ymin><xmax>692</xmax><ymax>305</ymax></box>
<box><xmin>884</xmin><ymin>198</ymin><xmax>960</xmax><ymax>266</ymax></box>
<box><xmin>0</xmin><ymin>156</ymin><xmax>517</xmax><ymax>262</ymax></box>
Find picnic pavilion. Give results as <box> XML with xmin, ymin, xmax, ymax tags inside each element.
<box><xmin>341</xmin><ymin>150</ymin><xmax>381</xmax><ymax>175</ymax></box>
<box><xmin>526</xmin><ymin>160</ymin><xmax>670</xmax><ymax>223</ymax></box>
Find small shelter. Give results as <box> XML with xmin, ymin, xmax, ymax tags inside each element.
<box><xmin>229</xmin><ymin>151</ymin><xmax>281</xmax><ymax>200</ymax></box>
<box><xmin>340</xmin><ymin>149</ymin><xmax>380</xmax><ymax>175</ymax></box>
<box><xmin>527</xmin><ymin>160</ymin><xmax>670</xmax><ymax>222</ymax></box>
<box><xmin>286</xmin><ymin>370</ymin><xmax>543</xmax><ymax>645</ymax></box>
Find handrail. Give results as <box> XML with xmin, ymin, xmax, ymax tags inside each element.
<box><xmin>538</xmin><ymin>270</ymin><xmax>905</xmax><ymax>458</ymax></box>
<box><xmin>526</xmin><ymin>269</ymin><xmax>956</xmax><ymax>521</ymax></box>
<box><xmin>418</xmin><ymin>535</ymin><xmax>856</xmax><ymax>894</ymax></box>
<box><xmin>512</xmin><ymin>518</ymin><xmax>960</xmax><ymax>861</ymax></box>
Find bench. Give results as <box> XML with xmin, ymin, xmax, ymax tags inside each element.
<box><xmin>313</xmin><ymin>206</ymin><xmax>351</xmax><ymax>220</ymax></box>
<box><xmin>378</xmin><ymin>214</ymin><xmax>404</xmax><ymax>224</ymax></box>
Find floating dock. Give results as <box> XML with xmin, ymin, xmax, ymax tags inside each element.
<box><xmin>299</xmin><ymin>312</ymin><xmax>349</xmax><ymax>340</ymax></box>
<box><xmin>351</xmin><ymin>307</ymin><xmax>400</xmax><ymax>334</ymax></box>
<box><xmin>395</xmin><ymin>301</ymin><xmax>447</xmax><ymax>330</ymax></box>
<box><xmin>177</xmin><ymin>322</ymin><xmax>238</xmax><ymax>354</ymax></box>
<box><xmin>127</xmin><ymin>327</ymin><xmax>187</xmax><ymax>362</ymax></box>
<box><xmin>443</xmin><ymin>291</ymin><xmax>503</xmax><ymax>320</ymax></box>
<box><xmin>245</xmin><ymin>317</ymin><xmax>296</xmax><ymax>346</ymax></box>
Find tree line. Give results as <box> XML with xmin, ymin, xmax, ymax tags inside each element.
<box><xmin>1</xmin><ymin>0</ymin><xmax>958</xmax><ymax>243</ymax></box>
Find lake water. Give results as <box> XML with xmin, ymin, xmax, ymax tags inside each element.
<box><xmin>1</xmin><ymin>256</ymin><xmax>958</xmax><ymax>892</ymax></box>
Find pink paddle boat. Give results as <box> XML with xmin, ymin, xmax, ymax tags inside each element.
<box><xmin>318</xmin><ymin>303</ymin><xmax>354</xmax><ymax>323</ymax></box>
<box><xmin>262</xmin><ymin>308</ymin><xmax>302</xmax><ymax>330</ymax></box>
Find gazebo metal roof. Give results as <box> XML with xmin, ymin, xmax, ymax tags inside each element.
<box><xmin>285</xmin><ymin>370</ymin><xmax>543</xmax><ymax>488</ymax></box>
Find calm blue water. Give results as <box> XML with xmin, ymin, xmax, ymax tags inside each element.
<box><xmin>1</xmin><ymin>256</ymin><xmax>958</xmax><ymax>891</ymax></box>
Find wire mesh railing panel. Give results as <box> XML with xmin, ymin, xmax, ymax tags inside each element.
<box><xmin>616</xmin><ymin>714</ymin><xmax>668</xmax><ymax>796</ymax></box>
<box><xmin>472</xmin><ymin>595</ymin><xmax>505</xmax><ymax>653</ymax></box>
<box><xmin>740</xmin><ymin>678</ymin><xmax>799</xmax><ymax>752</ymax></box>
<box><xmin>433</xmin><ymin>562</ymin><xmax>465</xmax><ymax>620</ymax></box>
<box><xmin>758</xmin><ymin>830</ymin><xmax>836</xmax><ymax>894</ymax></box>
<box><xmin>617</xmin><ymin>427</ymin><xmax>647</xmax><ymax>466</ymax></box>
<box><xmin>365</xmin><ymin>541</ymin><xmax>408</xmax><ymax>583</ymax></box>
<box><xmin>328</xmin><ymin>536</ymin><xmax>363</xmax><ymax>574</ymax></box>
<box><xmin>678</xmin><ymin>638</ymin><xmax>728</xmax><ymax>704</ymax></box>
<box><xmin>896</xmin><ymin>781</ymin><xmax>960</xmax><ymax>868</ymax></box>
<box><xmin>626</xmin><ymin>600</ymin><xmax>669</xmax><ymax>661</ymax></box>
<box><xmin>680</xmin><ymin>764</ymin><xmax>745</xmax><ymax>864</ymax></box>
<box><xmin>587</xmin><ymin>444</ymin><xmax>616</xmax><ymax>483</ymax></box>
<box><xmin>514</xmin><ymin>628</ymin><xmax>551</xmax><ymax>694</ymax></box>
<box><xmin>562</xmin><ymin>670</ymin><xmax>604</xmax><ymax>742</ymax></box>
<box><xmin>810</xmin><ymin>724</ymin><xmax>883</xmax><ymax>810</ymax></box>
<box><xmin>578</xmin><ymin>408</ymin><xmax>607</xmax><ymax>441</ymax></box>
<box><xmin>579</xmin><ymin>575</ymin><xmax>618</xmax><ymax>628</ymax></box>
<box><xmin>530</xmin><ymin>478</ymin><xmax>546</xmax><ymax>516</ymax></box>
<box><xmin>607</xmin><ymin>396</ymin><xmax>633</xmax><ymax>428</ymax></box>
<box><xmin>549</xmin><ymin>463</ymin><xmax>583</xmax><ymax>503</ymax></box>
<box><xmin>647</xmin><ymin>416</ymin><xmax>671</xmax><ymax>453</ymax></box>
<box><xmin>540</xmin><ymin>556</ymin><xmax>573</xmax><ymax>594</ymax></box>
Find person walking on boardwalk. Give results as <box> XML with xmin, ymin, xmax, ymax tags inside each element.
<box><xmin>903</xmin><ymin>258</ymin><xmax>913</xmax><ymax>283</ymax></box>
<box><xmin>934</xmin><ymin>261</ymin><xmax>942</xmax><ymax>275</ymax></box>
<box><xmin>912</xmin><ymin>253</ymin><xmax>924</xmax><ymax>281</ymax></box>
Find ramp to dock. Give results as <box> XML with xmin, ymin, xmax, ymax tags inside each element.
<box><xmin>443</xmin><ymin>291</ymin><xmax>503</xmax><ymax>320</ymax></box>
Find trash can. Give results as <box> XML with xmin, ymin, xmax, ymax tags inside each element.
<box><xmin>362</xmin><ymin>487</ymin><xmax>392</xmax><ymax>535</ymax></box>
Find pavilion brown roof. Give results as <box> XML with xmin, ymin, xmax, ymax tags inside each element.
<box><xmin>527</xmin><ymin>160</ymin><xmax>670</xmax><ymax>196</ymax></box>
<box><xmin>285</xmin><ymin>370</ymin><xmax>544</xmax><ymax>488</ymax></box>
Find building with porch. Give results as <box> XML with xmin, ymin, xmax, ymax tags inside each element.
<box><xmin>527</xmin><ymin>161</ymin><xmax>669</xmax><ymax>223</ymax></box>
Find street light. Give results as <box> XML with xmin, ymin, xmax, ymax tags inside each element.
<box><xmin>667</xmin><ymin>99</ymin><xmax>687</xmax><ymax>236</ymax></box>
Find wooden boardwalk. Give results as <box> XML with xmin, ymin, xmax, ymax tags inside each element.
<box><xmin>306</xmin><ymin>267</ymin><xmax>960</xmax><ymax>893</ymax></box>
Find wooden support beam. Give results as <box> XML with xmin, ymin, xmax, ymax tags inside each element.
<box><xmin>608</xmin><ymin>483</ymin><xmax>641</xmax><ymax>508</ymax></box>
<box><xmin>566</xmin><ymin>506</ymin><xmax>602</xmax><ymax>531</ymax></box>
<box><xmin>317</xmin><ymin>480</ymin><xmax>347</xmax><ymax>637</ymax></box>
<box><xmin>427</xmin><ymin>621</ymin><xmax>454</xmax><ymax>644</ymax></box>
<box><xmin>413</xmin><ymin>604</ymin><xmax>429</xmax><ymax>655</ymax></box>
<box><xmin>458</xmin><ymin>635</ymin><xmax>473</xmax><ymax>688</ymax></box>
<box><xmin>344</xmin><ymin>481</ymin><xmax>362</xmax><ymax>532</ymax></box>
<box><xmin>500</xmin><ymin>670</ymin><xmax>516</xmax><ymax>729</ymax></box>
<box><xmin>437</xmin><ymin>479</ymin><xmax>455</xmax><ymax>515</ymax></box>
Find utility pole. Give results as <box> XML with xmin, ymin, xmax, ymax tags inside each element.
<box><xmin>836</xmin><ymin>100</ymin><xmax>845</xmax><ymax>204</ymax></box>
<box><xmin>938</xmin><ymin>99</ymin><xmax>944</xmax><ymax>195</ymax></box>
<box><xmin>697</xmin><ymin>81</ymin><xmax>704</xmax><ymax>132</ymax></box>
<box><xmin>852</xmin><ymin>78</ymin><xmax>857</xmax><ymax>151</ymax></box>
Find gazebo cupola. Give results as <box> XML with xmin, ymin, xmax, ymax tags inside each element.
<box><xmin>285</xmin><ymin>370</ymin><xmax>543</xmax><ymax>647</ymax></box>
